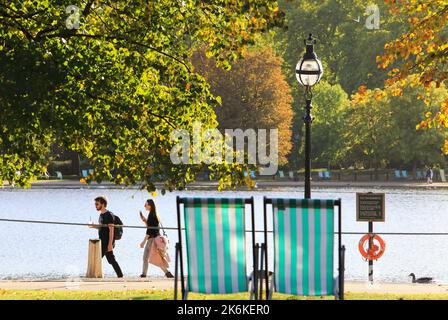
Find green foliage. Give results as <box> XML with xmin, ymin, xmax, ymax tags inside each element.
<box><xmin>0</xmin><ymin>1</ymin><xmax>283</xmax><ymax>190</ymax></box>
<box><xmin>388</xmin><ymin>84</ymin><xmax>448</xmax><ymax>168</ymax></box>
<box><xmin>276</xmin><ymin>0</ymin><xmax>406</xmax><ymax>93</ymax></box>
<box><xmin>339</xmin><ymin>80</ymin><xmax>448</xmax><ymax>169</ymax></box>
<box><xmin>308</xmin><ymin>82</ymin><xmax>350</xmax><ymax>167</ymax></box>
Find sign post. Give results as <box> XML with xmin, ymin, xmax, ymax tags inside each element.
<box><xmin>368</xmin><ymin>221</ymin><xmax>373</xmax><ymax>282</ymax></box>
<box><xmin>356</xmin><ymin>192</ymin><xmax>385</xmax><ymax>283</ymax></box>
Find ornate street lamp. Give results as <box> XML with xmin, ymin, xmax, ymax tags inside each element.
<box><xmin>295</xmin><ymin>34</ymin><xmax>323</xmax><ymax>199</ymax></box>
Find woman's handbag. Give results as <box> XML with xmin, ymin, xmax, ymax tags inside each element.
<box><xmin>149</xmin><ymin>221</ymin><xmax>171</xmax><ymax>266</ymax></box>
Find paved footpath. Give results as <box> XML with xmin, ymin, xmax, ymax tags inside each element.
<box><xmin>1</xmin><ymin>279</ymin><xmax>448</xmax><ymax>294</ymax></box>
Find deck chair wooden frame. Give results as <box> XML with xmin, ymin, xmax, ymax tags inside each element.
<box><xmin>174</xmin><ymin>197</ymin><xmax>259</xmax><ymax>300</ymax></box>
<box><xmin>261</xmin><ymin>197</ymin><xmax>345</xmax><ymax>300</ymax></box>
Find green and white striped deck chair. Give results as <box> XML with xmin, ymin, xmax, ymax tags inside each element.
<box><xmin>174</xmin><ymin>197</ymin><xmax>259</xmax><ymax>300</ymax></box>
<box><xmin>262</xmin><ymin>198</ymin><xmax>345</xmax><ymax>300</ymax></box>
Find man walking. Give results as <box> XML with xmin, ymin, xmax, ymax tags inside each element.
<box><xmin>426</xmin><ymin>166</ymin><xmax>433</xmax><ymax>184</ymax></box>
<box><xmin>90</xmin><ymin>196</ymin><xmax>123</xmax><ymax>278</ymax></box>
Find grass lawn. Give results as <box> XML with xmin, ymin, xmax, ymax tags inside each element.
<box><xmin>1</xmin><ymin>289</ymin><xmax>448</xmax><ymax>300</ymax></box>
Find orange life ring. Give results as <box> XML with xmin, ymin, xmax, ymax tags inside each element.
<box><xmin>358</xmin><ymin>233</ymin><xmax>385</xmax><ymax>261</ymax></box>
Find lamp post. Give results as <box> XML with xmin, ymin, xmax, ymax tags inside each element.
<box><xmin>295</xmin><ymin>34</ymin><xmax>323</xmax><ymax>199</ymax></box>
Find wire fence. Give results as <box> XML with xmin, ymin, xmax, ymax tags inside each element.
<box><xmin>1</xmin><ymin>217</ymin><xmax>448</xmax><ymax>236</ymax></box>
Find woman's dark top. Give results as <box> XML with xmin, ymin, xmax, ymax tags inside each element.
<box><xmin>146</xmin><ymin>212</ymin><xmax>160</xmax><ymax>238</ymax></box>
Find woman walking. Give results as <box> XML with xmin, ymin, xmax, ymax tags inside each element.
<box><xmin>139</xmin><ymin>199</ymin><xmax>173</xmax><ymax>278</ymax></box>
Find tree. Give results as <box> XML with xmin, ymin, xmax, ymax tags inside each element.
<box><xmin>342</xmin><ymin>76</ymin><xmax>448</xmax><ymax>170</ymax></box>
<box><xmin>339</xmin><ymin>88</ymin><xmax>395</xmax><ymax>169</ymax></box>
<box><xmin>378</xmin><ymin>0</ymin><xmax>448</xmax><ymax>152</ymax></box>
<box><xmin>276</xmin><ymin>0</ymin><xmax>406</xmax><ymax>94</ymax></box>
<box><xmin>192</xmin><ymin>45</ymin><xmax>293</xmax><ymax>165</ymax></box>
<box><xmin>269</xmin><ymin>0</ymin><xmax>406</xmax><ymax>170</ymax></box>
<box><xmin>0</xmin><ymin>1</ymin><xmax>283</xmax><ymax>191</ymax></box>
<box><xmin>388</xmin><ymin>78</ymin><xmax>448</xmax><ymax>170</ymax></box>
<box><xmin>306</xmin><ymin>82</ymin><xmax>350</xmax><ymax>168</ymax></box>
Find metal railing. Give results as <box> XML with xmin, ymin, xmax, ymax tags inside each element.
<box><xmin>1</xmin><ymin>218</ymin><xmax>448</xmax><ymax>236</ymax></box>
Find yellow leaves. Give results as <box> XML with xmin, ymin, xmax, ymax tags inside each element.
<box><xmin>243</xmin><ymin>174</ymin><xmax>255</xmax><ymax>188</ymax></box>
<box><xmin>240</xmin><ymin>30</ymin><xmax>249</xmax><ymax>41</ymax></box>
<box><xmin>380</xmin><ymin>2</ymin><xmax>446</xmax><ymax>93</ymax></box>
<box><xmin>407</xmin><ymin>74</ymin><xmax>420</xmax><ymax>87</ymax></box>
<box><xmin>418</xmin><ymin>120</ymin><xmax>428</xmax><ymax>130</ymax></box>
<box><xmin>423</xmin><ymin>30</ymin><xmax>435</xmax><ymax>41</ymax></box>
<box><xmin>390</xmin><ymin>88</ymin><xmax>403</xmax><ymax>96</ymax></box>
<box><xmin>185</xmin><ymin>83</ymin><xmax>191</xmax><ymax>92</ymax></box>
<box><xmin>388</xmin><ymin>68</ymin><xmax>400</xmax><ymax>77</ymax></box>
<box><xmin>409</xmin><ymin>17</ymin><xmax>419</xmax><ymax>25</ymax></box>
<box><xmin>441</xmin><ymin>100</ymin><xmax>448</xmax><ymax>113</ymax></box>
<box><xmin>442</xmin><ymin>140</ymin><xmax>448</xmax><ymax>155</ymax></box>
<box><xmin>351</xmin><ymin>86</ymin><xmax>388</xmax><ymax>106</ymax></box>
<box><xmin>427</xmin><ymin>42</ymin><xmax>437</xmax><ymax>53</ymax></box>
<box><xmin>358</xmin><ymin>85</ymin><xmax>367</xmax><ymax>95</ymax></box>
<box><xmin>410</xmin><ymin>45</ymin><xmax>422</xmax><ymax>55</ymax></box>
<box><xmin>438</xmin><ymin>113</ymin><xmax>447</xmax><ymax>125</ymax></box>
<box><xmin>373</xmin><ymin>90</ymin><xmax>387</xmax><ymax>101</ymax></box>
<box><xmin>115</xmin><ymin>154</ymin><xmax>124</xmax><ymax>164</ymax></box>
<box><xmin>351</xmin><ymin>86</ymin><xmax>368</xmax><ymax>105</ymax></box>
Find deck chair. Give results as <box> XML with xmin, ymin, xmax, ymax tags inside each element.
<box><xmin>288</xmin><ymin>171</ymin><xmax>294</xmax><ymax>180</ymax></box>
<box><xmin>55</xmin><ymin>171</ymin><xmax>63</xmax><ymax>180</ymax></box>
<box><xmin>278</xmin><ymin>171</ymin><xmax>285</xmax><ymax>178</ymax></box>
<box><xmin>415</xmin><ymin>170</ymin><xmax>423</xmax><ymax>180</ymax></box>
<box><xmin>440</xmin><ymin>169</ymin><xmax>446</xmax><ymax>182</ymax></box>
<box><xmin>318</xmin><ymin>171</ymin><xmax>324</xmax><ymax>180</ymax></box>
<box><xmin>262</xmin><ymin>198</ymin><xmax>345</xmax><ymax>300</ymax></box>
<box><xmin>401</xmin><ymin>170</ymin><xmax>408</xmax><ymax>178</ymax></box>
<box><xmin>88</xmin><ymin>168</ymin><xmax>94</xmax><ymax>175</ymax></box>
<box><xmin>394</xmin><ymin>170</ymin><xmax>401</xmax><ymax>179</ymax></box>
<box><xmin>250</xmin><ymin>171</ymin><xmax>256</xmax><ymax>179</ymax></box>
<box><xmin>174</xmin><ymin>197</ymin><xmax>259</xmax><ymax>300</ymax></box>
<box><xmin>82</xmin><ymin>170</ymin><xmax>88</xmax><ymax>177</ymax></box>
<box><xmin>324</xmin><ymin>171</ymin><xmax>331</xmax><ymax>179</ymax></box>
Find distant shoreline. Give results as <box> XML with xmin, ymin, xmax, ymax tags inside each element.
<box><xmin>2</xmin><ymin>179</ymin><xmax>448</xmax><ymax>191</ymax></box>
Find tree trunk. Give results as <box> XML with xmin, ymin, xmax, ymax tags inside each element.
<box><xmin>69</xmin><ymin>151</ymin><xmax>81</xmax><ymax>176</ymax></box>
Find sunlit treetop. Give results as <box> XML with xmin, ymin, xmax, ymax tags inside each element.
<box><xmin>0</xmin><ymin>1</ymin><xmax>284</xmax><ymax>191</ymax></box>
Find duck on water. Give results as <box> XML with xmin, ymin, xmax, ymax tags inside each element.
<box><xmin>408</xmin><ymin>273</ymin><xmax>434</xmax><ymax>284</ymax></box>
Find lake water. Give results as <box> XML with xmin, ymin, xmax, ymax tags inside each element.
<box><xmin>0</xmin><ymin>187</ymin><xmax>447</xmax><ymax>283</ymax></box>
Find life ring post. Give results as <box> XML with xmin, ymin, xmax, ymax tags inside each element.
<box><xmin>368</xmin><ymin>222</ymin><xmax>373</xmax><ymax>283</ymax></box>
<box><xmin>358</xmin><ymin>224</ymin><xmax>386</xmax><ymax>283</ymax></box>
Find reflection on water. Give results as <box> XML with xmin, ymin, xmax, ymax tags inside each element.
<box><xmin>0</xmin><ymin>187</ymin><xmax>446</xmax><ymax>283</ymax></box>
